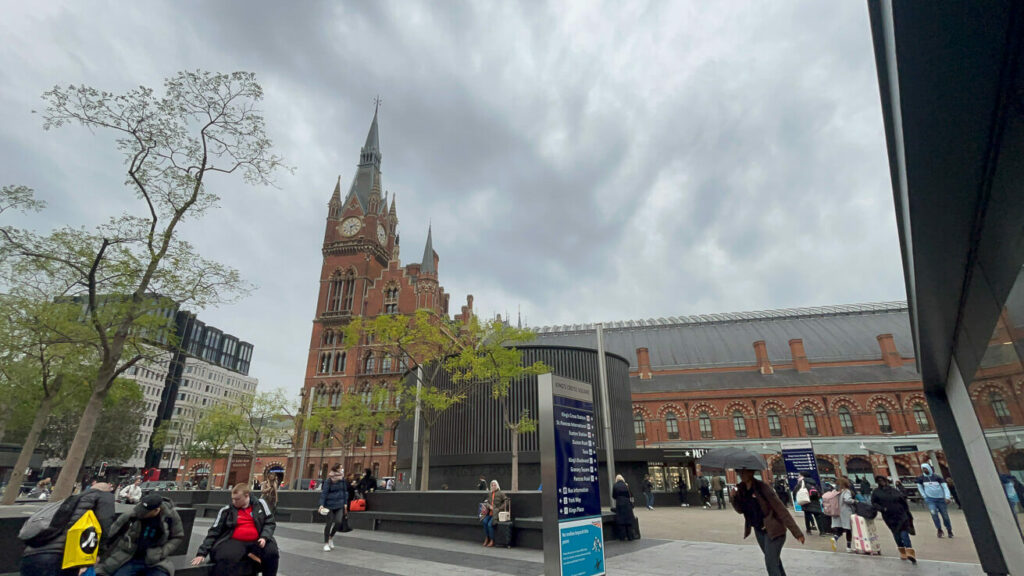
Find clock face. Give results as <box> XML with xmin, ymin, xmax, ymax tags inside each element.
<box><xmin>340</xmin><ymin>217</ymin><xmax>361</xmax><ymax>237</ymax></box>
<box><xmin>377</xmin><ymin>224</ymin><xmax>387</xmax><ymax>244</ymax></box>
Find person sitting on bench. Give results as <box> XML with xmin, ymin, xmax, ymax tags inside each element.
<box><xmin>192</xmin><ymin>483</ymin><xmax>279</xmax><ymax>576</ymax></box>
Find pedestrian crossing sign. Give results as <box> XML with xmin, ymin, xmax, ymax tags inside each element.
<box><xmin>62</xmin><ymin>509</ymin><xmax>102</xmax><ymax>569</ymax></box>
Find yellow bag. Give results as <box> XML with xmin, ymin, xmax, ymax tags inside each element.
<box><xmin>62</xmin><ymin>509</ymin><xmax>102</xmax><ymax>569</ymax></box>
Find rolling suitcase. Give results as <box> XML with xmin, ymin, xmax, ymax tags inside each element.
<box><xmin>629</xmin><ymin>516</ymin><xmax>641</xmax><ymax>540</ymax></box>
<box><xmin>851</xmin><ymin>514</ymin><xmax>881</xmax><ymax>555</ymax></box>
<box><xmin>493</xmin><ymin>520</ymin><xmax>515</xmax><ymax>548</ymax></box>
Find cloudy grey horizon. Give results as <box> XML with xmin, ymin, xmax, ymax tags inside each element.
<box><xmin>0</xmin><ymin>1</ymin><xmax>905</xmax><ymax>398</ymax></box>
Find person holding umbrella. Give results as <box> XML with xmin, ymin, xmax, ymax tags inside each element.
<box><xmin>702</xmin><ymin>448</ymin><xmax>804</xmax><ymax>576</ymax></box>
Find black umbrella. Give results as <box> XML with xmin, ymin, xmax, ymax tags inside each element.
<box><xmin>699</xmin><ymin>447</ymin><xmax>767</xmax><ymax>471</ymax></box>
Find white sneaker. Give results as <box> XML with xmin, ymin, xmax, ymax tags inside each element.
<box><xmin>329</xmin><ymin>541</ymin><xmax>336</xmax><ymax>549</ymax></box>
<box><xmin>323</xmin><ymin>544</ymin><xmax>331</xmax><ymax>552</ymax></box>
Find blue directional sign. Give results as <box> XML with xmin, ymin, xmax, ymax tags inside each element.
<box><xmin>554</xmin><ymin>393</ymin><xmax>602</xmax><ymax>520</ymax></box>
<box><xmin>780</xmin><ymin>440</ymin><xmax>819</xmax><ymax>513</ymax></box>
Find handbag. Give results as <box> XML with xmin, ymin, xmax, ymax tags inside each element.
<box><xmin>796</xmin><ymin>487</ymin><xmax>811</xmax><ymax>506</ymax></box>
<box><xmin>497</xmin><ymin>499</ymin><xmax>511</xmax><ymax>522</ymax></box>
<box><xmin>478</xmin><ymin>501</ymin><xmax>492</xmax><ymax>521</ymax></box>
<box><xmin>339</xmin><ymin>512</ymin><xmax>353</xmax><ymax>533</ymax></box>
<box><xmin>318</xmin><ymin>506</ymin><xmax>329</xmax><ymax>516</ymax></box>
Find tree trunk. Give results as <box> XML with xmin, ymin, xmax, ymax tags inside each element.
<box><xmin>52</xmin><ymin>387</ymin><xmax>106</xmax><ymax>500</ymax></box>
<box><xmin>1</xmin><ymin>394</ymin><xmax>55</xmax><ymax>504</ymax></box>
<box><xmin>419</xmin><ymin>427</ymin><xmax>431</xmax><ymax>491</ymax></box>
<box><xmin>223</xmin><ymin>447</ymin><xmax>235</xmax><ymax>489</ymax></box>
<box><xmin>511</xmin><ymin>428</ymin><xmax>520</xmax><ymax>492</ymax></box>
<box><xmin>247</xmin><ymin>439</ymin><xmax>260</xmax><ymax>484</ymax></box>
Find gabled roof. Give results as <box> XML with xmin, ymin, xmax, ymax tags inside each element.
<box><xmin>533</xmin><ymin>302</ymin><xmax>914</xmax><ymax>369</ymax></box>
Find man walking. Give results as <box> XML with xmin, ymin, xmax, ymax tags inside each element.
<box><xmin>731</xmin><ymin>467</ymin><xmax>804</xmax><ymax>576</ymax></box>
<box><xmin>916</xmin><ymin>463</ymin><xmax>953</xmax><ymax>538</ymax></box>
<box><xmin>192</xmin><ymin>484</ymin><xmax>279</xmax><ymax>575</ymax></box>
<box><xmin>97</xmin><ymin>493</ymin><xmax>183</xmax><ymax>576</ymax></box>
<box><xmin>642</xmin><ymin>474</ymin><xmax>655</xmax><ymax>510</ymax></box>
<box><xmin>712</xmin><ymin>476</ymin><xmax>725</xmax><ymax>510</ymax></box>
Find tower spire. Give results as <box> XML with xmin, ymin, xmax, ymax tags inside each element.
<box><xmin>420</xmin><ymin>225</ymin><xmax>436</xmax><ymax>274</ymax></box>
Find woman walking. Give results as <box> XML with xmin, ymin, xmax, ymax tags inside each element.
<box><xmin>830</xmin><ymin>477</ymin><xmax>857</xmax><ymax>552</ymax></box>
<box><xmin>730</xmin><ymin>468</ymin><xmax>804</xmax><ymax>576</ymax></box>
<box><xmin>871</xmin><ymin>475</ymin><xmax>916</xmax><ymax>563</ymax></box>
<box><xmin>612</xmin><ymin>475</ymin><xmax>637</xmax><ymax>541</ymax></box>
<box><xmin>262</xmin><ymin>472</ymin><xmax>280</xmax><ymax>515</ymax></box>
<box><xmin>481</xmin><ymin>480</ymin><xmax>509</xmax><ymax>547</ymax></box>
<box><xmin>320</xmin><ymin>464</ymin><xmax>349</xmax><ymax>552</ymax></box>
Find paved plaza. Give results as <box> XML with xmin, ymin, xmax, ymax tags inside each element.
<box><xmin>185</xmin><ymin>513</ymin><xmax>987</xmax><ymax>576</ymax></box>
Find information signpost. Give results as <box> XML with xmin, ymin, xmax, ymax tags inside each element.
<box><xmin>539</xmin><ymin>373</ymin><xmax>606</xmax><ymax>576</ymax></box>
<box><xmin>780</xmin><ymin>440</ymin><xmax>820</xmax><ymax>513</ymax></box>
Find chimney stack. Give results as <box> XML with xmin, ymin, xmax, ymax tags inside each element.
<box><xmin>877</xmin><ymin>334</ymin><xmax>902</xmax><ymax>367</ymax></box>
<box><xmin>789</xmin><ymin>339</ymin><xmax>811</xmax><ymax>373</ymax></box>
<box><xmin>753</xmin><ymin>340</ymin><xmax>774</xmax><ymax>375</ymax></box>
<box><xmin>636</xmin><ymin>347</ymin><xmax>653</xmax><ymax>380</ymax></box>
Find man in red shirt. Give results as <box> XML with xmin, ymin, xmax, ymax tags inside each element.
<box><xmin>192</xmin><ymin>483</ymin><xmax>279</xmax><ymax>576</ymax></box>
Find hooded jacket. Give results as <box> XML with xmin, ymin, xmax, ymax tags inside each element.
<box><xmin>196</xmin><ymin>496</ymin><xmax>276</xmax><ymax>558</ymax></box>
<box><xmin>915</xmin><ymin>464</ymin><xmax>951</xmax><ymax>501</ymax></box>
<box><xmin>97</xmin><ymin>498</ymin><xmax>183</xmax><ymax>575</ymax></box>
<box><xmin>22</xmin><ymin>487</ymin><xmax>115</xmax><ymax>558</ymax></box>
<box><xmin>320</xmin><ymin>473</ymin><xmax>349</xmax><ymax>510</ymax></box>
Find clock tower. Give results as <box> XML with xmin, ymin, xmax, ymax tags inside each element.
<box><xmin>293</xmin><ymin>103</ymin><xmax>465</xmax><ymax>483</ymax></box>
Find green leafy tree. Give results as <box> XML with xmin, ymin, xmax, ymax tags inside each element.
<box><xmin>232</xmin><ymin>389</ymin><xmax>295</xmax><ymax>482</ymax></box>
<box><xmin>192</xmin><ymin>402</ymin><xmax>243</xmax><ymax>489</ymax></box>
<box><xmin>307</xmin><ymin>387</ymin><xmax>396</xmax><ymax>480</ymax></box>
<box><xmin>344</xmin><ymin>310</ymin><xmax>473</xmax><ymax>490</ymax></box>
<box><xmin>0</xmin><ymin>71</ymin><xmax>286</xmax><ymax>499</ymax></box>
<box><xmin>447</xmin><ymin>317</ymin><xmax>548</xmax><ymax>491</ymax></box>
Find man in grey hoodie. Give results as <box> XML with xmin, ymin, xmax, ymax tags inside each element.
<box><xmin>915</xmin><ymin>463</ymin><xmax>953</xmax><ymax>538</ymax></box>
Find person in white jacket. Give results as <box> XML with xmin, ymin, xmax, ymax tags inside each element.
<box><xmin>119</xmin><ymin>477</ymin><xmax>143</xmax><ymax>504</ymax></box>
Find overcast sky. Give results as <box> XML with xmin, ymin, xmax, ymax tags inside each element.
<box><xmin>0</xmin><ymin>1</ymin><xmax>905</xmax><ymax>398</ymax></box>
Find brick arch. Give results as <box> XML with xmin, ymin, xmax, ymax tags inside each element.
<box><xmin>689</xmin><ymin>402</ymin><xmax>720</xmax><ymax>418</ymax></box>
<box><xmin>657</xmin><ymin>403</ymin><xmax>686</xmax><ymax>418</ymax></box>
<box><xmin>791</xmin><ymin>398</ymin><xmax>825</xmax><ymax>414</ymax></box>
<box><xmin>865</xmin><ymin>394</ymin><xmax>901</xmax><ymax>412</ymax></box>
<box><xmin>902</xmin><ymin>393</ymin><xmax>928</xmax><ymax>410</ymax></box>
<box><xmin>724</xmin><ymin>401</ymin><xmax>756</xmax><ymax>418</ymax></box>
<box><xmin>828</xmin><ymin>396</ymin><xmax>862</xmax><ymax>413</ymax></box>
<box><xmin>758</xmin><ymin>399</ymin><xmax>789</xmax><ymax>417</ymax></box>
<box><xmin>815</xmin><ymin>454</ymin><xmax>840</xmax><ymax>474</ymax></box>
<box><xmin>632</xmin><ymin>405</ymin><xmax>654</xmax><ymax>420</ymax></box>
<box><xmin>970</xmin><ymin>380</ymin><xmax>1011</xmax><ymax>401</ymax></box>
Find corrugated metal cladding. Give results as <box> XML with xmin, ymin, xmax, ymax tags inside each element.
<box><xmin>398</xmin><ymin>346</ymin><xmax>633</xmax><ymax>460</ymax></box>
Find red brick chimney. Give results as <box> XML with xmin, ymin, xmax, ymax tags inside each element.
<box><xmin>877</xmin><ymin>334</ymin><xmax>902</xmax><ymax>367</ymax></box>
<box><xmin>636</xmin><ymin>348</ymin><xmax>653</xmax><ymax>379</ymax></box>
<box><xmin>789</xmin><ymin>339</ymin><xmax>811</xmax><ymax>373</ymax></box>
<box><xmin>753</xmin><ymin>340</ymin><xmax>774</xmax><ymax>375</ymax></box>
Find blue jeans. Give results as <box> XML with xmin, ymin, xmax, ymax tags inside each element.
<box><xmin>892</xmin><ymin>530</ymin><xmax>911</xmax><ymax>548</ymax></box>
<box><xmin>753</xmin><ymin>527</ymin><xmax>787</xmax><ymax>576</ymax></box>
<box><xmin>646</xmin><ymin>492</ymin><xmax>655</xmax><ymax>508</ymax></box>
<box><xmin>482</xmin><ymin>515</ymin><xmax>494</xmax><ymax>540</ymax></box>
<box><xmin>926</xmin><ymin>498</ymin><xmax>952</xmax><ymax>532</ymax></box>
<box><xmin>112</xmin><ymin>560</ymin><xmax>170</xmax><ymax>576</ymax></box>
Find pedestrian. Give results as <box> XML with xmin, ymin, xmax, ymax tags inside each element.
<box><xmin>481</xmin><ymin>480</ymin><xmax>509</xmax><ymax>547</ymax></box>
<box><xmin>96</xmin><ymin>493</ymin><xmax>184</xmax><ymax>576</ymax></box>
<box><xmin>773</xmin><ymin>478</ymin><xmax>790</xmax><ymax>508</ymax></box>
<box><xmin>309</xmin><ymin>478</ymin><xmax>316</xmax><ymax>491</ymax></box>
<box><xmin>191</xmin><ymin>483</ymin><xmax>279</xmax><ymax>576</ymax></box>
<box><xmin>477</xmin><ymin>475</ymin><xmax>488</xmax><ymax>490</ymax></box>
<box><xmin>699</xmin><ymin>475</ymin><xmax>712</xmax><ymax>509</ymax></box>
<box><xmin>677</xmin><ymin>477</ymin><xmax>689</xmax><ymax>507</ymax></box>
<box><xmin>730</xmin><ymin>467</ymin><xmax>805</xmax><ymax>576</ymax></box>
<box><xmin>252</xmin><ymin>476</ymin><xmax>262</xmax><ymax>492</ymax></box>
<box><xmin>119</xmin><ymin>478</ymin><xmax>143</xmax><ymax>505</ymax></box>
<box><xmin>262</xmin><ymin>473</ymin><xmax>279</xmax><ymax>516</ymax></box>
<box><xmin>829</xmin><ymin>477</ymin><xmax>856</xmax><ymax>552</ymax></box>
<box><xmin>357</xmin><ymin>468</ymin><xmax>377</xmax><ymax>498</ymax></box>
<box><xmin>797</xmin><ymin>475</ymin><xmax>825</xmax><ymax>537</ymax></box>
<box><xmin>20</xmin><ymin>479</ymin><xmax>116</xmax><ymax>576</ymax></box>
<box><xmin>612</xmin><ymin>475</ymin><xmax>637</xmax><ymax>541</ymax></box>
<box><xmin>915</xmin><ymin>463</ymin><xmax>953</xmax><ymax>538</ymax></box>
<box><xmin>345</xmin><ymin>473</ymin><xmax>357</xmax><ymax>504</ymax></box>
<box><xmin>319</xmin><ymin>464</ymin><xmax>348</xmax><ymax>552</ymax></box>
<box><xmin>712</xmin><ymin>475</ymin><xmax>725</xmax><ymax>510</ymax></box>
<box><xmin>643</xmin><ymin>474</ymin><xmax>655</xmax><ymax>510</ymax></box>
<box><xmin>857</xmin><ymin>477</ymin><xmax>871</xmax><ymax>503</ymax></box>
<box><xmin>870</xmin><ymin>475</ymin><xmax>916</xmax><ymax>564</ymax></box>
<box><xmin>385</xmin><ymin>477</ymin><xmax>395</xmax><ymax>491</ymax></box>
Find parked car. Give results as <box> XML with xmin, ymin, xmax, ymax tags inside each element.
<box><xmin>140</xmin><ymin>480</ymin><xmax>178</xmax><ymax>493</ymax></box>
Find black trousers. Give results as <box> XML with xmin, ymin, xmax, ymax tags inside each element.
<box><xmin>211</xmin><ymin>538</ymin><xmax>279</xmax><ymax>576</ymax></box>
<box><xmin>19</xmin><ymin>553</ymin><xmax>79</xmax><ymax>576</ymax></box>
<box><xmin>324</xmin><ymin>507</ymin><xmax>346</xmax><ymax>542</ymax></box>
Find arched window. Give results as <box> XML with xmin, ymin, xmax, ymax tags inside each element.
<box><xmin>381</xmin><ymin>354</ymin><xmax>393</xmax><ymax>373</ymax></box>
<box><xmin>318</xmin><ymin>353</ymin><xmax>330</xmax><ymax>374</ymax></box>
<box><xmin>374</xmin><ymin>427</ymin><xmax>384</xmax><ymax>446</ymax></box>
<box><xmin>334</xmin><ymin>352</ymin><xmax>346</xmax><ymax>374</ymax></box>
<box><xmin>384</xmin><ymin>286</ymin><xmax>399</xmax><ymax>315</ymax></box>
<box><xmin>364</xmin><ymin>352</ymin><xmax>376</xmax><ymax>374</ymax></box>
<box><xmin>392</xmin><ymin>422</ymin><xmax>400</xmax><ymax>446</ymax></box>
<box><xmin>633</xmin><ymin>412</ymin><xmax>646</xmax><ymax>441</ymax></box>
<box><xmin>913</xmin><ymin>403</ymin><xmax>930</xmax><ymax>431</ymax></box>
<box><xmin>732</xmin><ymin>411</ymin><xmax>747</xmax><ymax>437</ymax></box>
<box><xmin>766</xmin><ymin>409</ymin><xmax>782</xmax><ymax>436</ymax></box>
<box><xmin>802</xmin><ymin>408</ymin><xmax>819</xmax><ymax>436</ymax></box>
<box><xmin>341</xmin><ymin>270</ymin><xmax>356</xmax><ymax>311</ymax></box>
<box><xmin>698</xmin><ymin>412</ymin><xmax>713</xmax><ymax>439</ymax></box>
<box><xmin>991</xmin><ymin>392</ymin><xmax>1012</xmax><ymax>424</ymax></box>
<box><xmin>838</xmin><ymin>406</ymin><xmax>855</xmax><ymax>434</ymax></box>
<box><xmin>665</xmin><ymin>412</ymin><xmax>679</xmax><ymax>440</ymax></box>
<box><xmin>875</xmin><ymin>405</ymin><xmax>893</xmax><ymax>433</ymax></box>
<box><xmin>361</xmin><ymin>384</ymin><xmax>373</xmax><ymax>406</ymax></box>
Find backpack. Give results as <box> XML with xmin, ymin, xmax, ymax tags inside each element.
<box><xmin>822</xmin><ymin>490</ymin><xmax>841</xmax><ymax>517</ymax></box>
<box><xmin>18</xmin><ymin>493</ymin><xmax>83</xmax><ymax>546</ymax></box>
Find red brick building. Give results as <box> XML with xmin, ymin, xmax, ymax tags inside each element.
<box><xmin>288</xmin><ymin>106</ymin><xmax>465</xmax><ymax>483</ymax></box>
<box><xmin>536</xmin><ymin>302</ymin><xmax>1024</xmax><ymax>490</ymax></box>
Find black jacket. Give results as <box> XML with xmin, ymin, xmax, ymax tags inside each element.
<box><xmin>612</xmin><ymin>480</ymin><xmax>635</xmax><ymax>526</ymax></box>
<box><xmin>196</xmin><ymin>497</ymin><xmax>276</xmax><ymax>558</ymax></box>
<box><xmin>871</xmin><ymin>485</ymin><xmax>912</xmax><ymax>533</ymax></box>
<box><xmin>23</xmin><ymin>487</ymin><xmax>115</xmax><ymax>557</ymax></box>
<box><xmin>320</xmin><ymin>478</ymin><xmax>349</xmax><ymax>510</ymax></box>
